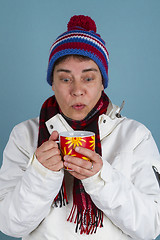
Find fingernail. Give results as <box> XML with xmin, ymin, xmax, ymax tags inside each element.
<box><xmin>64</xmin><ymin>155</ymin><xmax>69</xmax><ymax>161</ymax></box>
<box><xmin>64</xmin><ymin>161</ymin><xmax>68</xmax><ymax>167</ymax></box>
<box><xmin>75</xmin><ymin>147</ymin><xmax>79</xmax><ymax>152</ymax></box>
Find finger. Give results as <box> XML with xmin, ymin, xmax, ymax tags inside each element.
<box><xmin>46</xmin><ymin>155</ymin><xmax>62</xmax><ymax>167</ymax></box>
<box><xmin>70</xmin><ymin>170</ymin><xmax>92</xmax><ymax>180</ymax></box>
<box><xmin>64</xmin><ymin>155</ymin><xmax>92</xmax><ymax>169</ymax></box>
<box><xmin>38</xmin><ymin>140</ymin><xmax>58</xmax><ymax>153</ymax></box>
<box><xmin>49</xmin><ymin>130</ymin><xmax>59</xmax><ymax>141</ymax></box>
<box><xmin>64</xmin><ymin>161</ymin><xmax>94</xmax><ymax>177</ymax></box>
<box><xmin>75</xmin><ymin>147</ymin><xmax>101</xmax><ymax>163</ymax></box>
<box><xmin>37</xmin><ymin>147</ymin><xmax>61</xmax><ymax>162</ymax></box>
<box><xmin>52</xmin><ymin>162</ymin><xmax>64</xmax><ymax>171</ymax></box>
<box><xmin>45</xmin><ymin>158</ymin><xmax>64</xmax><ymax>172</ymax></box>
<box><xmin>41</xmin><ymin>155</ymin><xmax>63</xmax><ymax>170</ymax></box>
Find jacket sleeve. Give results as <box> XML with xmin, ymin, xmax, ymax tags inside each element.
<box><xmin>0</xmin><ymin>124</ymin><xmax>64</xmax><ymax>238</ymax></box>
<box><xmin>82</xmin><ymin>126</ymin><xmax>160</xmax><ymax>240</ymax></box>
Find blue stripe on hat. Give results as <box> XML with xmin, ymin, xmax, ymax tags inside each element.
<box><xmin>47</xmin><ymin>49</ymin><xmax>108</xmax><ymax>88</ymax></box>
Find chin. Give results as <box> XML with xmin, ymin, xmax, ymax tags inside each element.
<box><xmin>71</xmin><ymin>116</ymin><xmax>84</xmax><ymax>121</ymax></box>
<box><xmin>64</xmin><ymin>109</ymin><xmax>88</xmax><ymax>121</ymax></box>
<box><xmin>70</xmin><ymin>114</ymin><xmax>87</xmax><ymax>121</ymax></box>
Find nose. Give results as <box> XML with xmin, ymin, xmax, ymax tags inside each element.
<box><xmin>71</xmin><ymin>81</ymin><xmax>85</xmax><ymax>97</ymax></box>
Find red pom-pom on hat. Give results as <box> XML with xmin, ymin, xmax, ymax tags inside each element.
<box><xmin>67</xmin><ymin>15</ymin><xmax>97</xmax><ymax>32</ymax></box>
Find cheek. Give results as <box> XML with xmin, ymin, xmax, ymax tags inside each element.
<box><xmin>53</xmin><ymin>88</ymin><xmax>70</xmax><ymax>108</ymax></box>
<box><xmin>91</xmin><ymin>84</ymin><xmax>103</xmax><ymax>98</ymax></box>
<box><xmin>89</xmin><ymin>86</ymin><xmax>103</xmax><ymax>105</ymax></box>
<box><xmin>52</xmin><ymin>84</ymin><xmax>64</xmax><ymax>97</ymax></box>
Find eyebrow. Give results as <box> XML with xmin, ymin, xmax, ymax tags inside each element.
<box><xmin>82</xmin><ymin>68</ymin><xmax>98</xmax><ymax>73</ymax></box>
<box><xmin>56</xmin><ymin>68</ymin><xmax>98</xmax><ymax>73</ymax></box>
<box><xmin>56</xmin><ymin>69</ymin><xmax>71</xmax><ymax>73</ymax></box>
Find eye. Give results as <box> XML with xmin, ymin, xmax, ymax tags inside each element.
<box><xmin>61</xmin><ymin>78</ymin><xmax>70</xmax><ymax>82</ymax></box>
<box><xmin>85</xmin><ymin>77</ymin><xmax>93</xmax><ymax>82</ymax></box>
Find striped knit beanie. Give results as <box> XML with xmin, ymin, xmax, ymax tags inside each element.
<box><xmin>47</xmin><ymin>15</ymin><xmax>109</xmax><ymax>88</ymax></box>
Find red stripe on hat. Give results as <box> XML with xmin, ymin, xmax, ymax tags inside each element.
<box><xmin>50</xmin><ymin>32</ymin><xmax>109</xmax><ymax>59</ymax></box>
<box><xmin>49</xmin><ymin>42</ymin><xmax>108</xmax><ymax>73</ymax></box>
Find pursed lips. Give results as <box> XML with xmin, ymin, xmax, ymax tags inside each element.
<box><xmin>72</xmin><ymin>103</ymin><xmax>86</xmax><ymax>110</ymax></box>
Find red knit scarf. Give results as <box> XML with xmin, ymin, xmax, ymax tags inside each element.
<box><xmin>38</xmin><ymin>91</ymin><xmax>109</xmax><ymax>234</ymax></box>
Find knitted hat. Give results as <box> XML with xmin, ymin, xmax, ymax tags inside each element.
<box><xmin>47</xmin><ymin>15</ymin><xmax>109</xmax><ymax>88</ymax></box>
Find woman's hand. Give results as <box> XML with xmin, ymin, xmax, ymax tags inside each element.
<box><xmin>63</xmin><ymin>147</ymin><xmax>103</xmax><ymax>180</ymax></box>
<box><xmin>35</xmin><ymin>131</ymin><xmax>63</xmax><ymax>171</ymax></box>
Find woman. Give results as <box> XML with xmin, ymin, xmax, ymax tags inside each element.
<box><xmin>0</xmin><ymin>15</ymin><xmax>160</xmax><ymax>240</ymax></box>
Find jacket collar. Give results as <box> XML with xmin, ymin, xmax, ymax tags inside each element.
<box><xmin>98</xmin><ymin>100</ymin><xmax>125</xmax><ymax>140</ymax></box>
<box><xmin>45</xmin><ymin>100</ymin><xmax>125</xmax><ymax>140</ymax></box>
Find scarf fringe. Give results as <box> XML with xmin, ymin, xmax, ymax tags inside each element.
<box><xmin>54</xmin><ymin>181</ymin><xmax>68</xmax><ymax>207</ymax></box>
<box><xmin>67</xmin><ymin>204</ymin><xmax>103</xmax><ymax>234</ymax></box>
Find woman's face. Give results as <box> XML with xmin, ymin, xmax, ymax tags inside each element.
<box><xmin>52</xmin><ymin>56</ymin><xmax>104</xmax><ymax>121</ymax></box>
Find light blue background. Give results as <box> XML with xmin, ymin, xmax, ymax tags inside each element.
<box><xmin>0</xmin><ymin>0</ymin><xmax>160</xmax><ymax>239</ymax></box>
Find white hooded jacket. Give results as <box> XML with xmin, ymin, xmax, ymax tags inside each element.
<box><xmin>0</xmin><ymin>102</ymin><xmax>160</xmax><ymax>240</ymax></box>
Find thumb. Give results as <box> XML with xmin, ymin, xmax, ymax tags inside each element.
<box><xmin>49</xmin><ymin>130</ymin><xmax>59</xmax><ymax>141</ymax></box>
